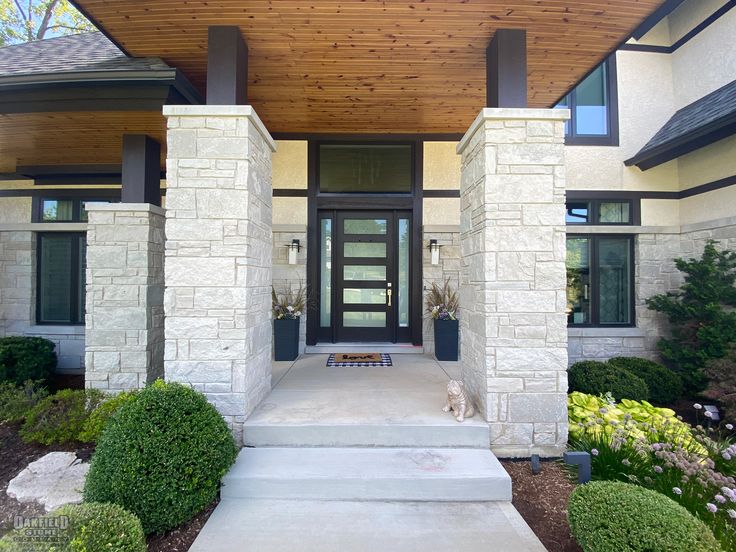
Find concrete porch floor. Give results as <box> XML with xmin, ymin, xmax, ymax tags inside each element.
<box><xmin>245</xmin><ymin>353</ymin><xmax>488</xmax><ymax>447</ymax></box>
<box><xmin>189</xmin><ymin>354</ymin><xmax>547</xmax><ymax>551</ymax></box>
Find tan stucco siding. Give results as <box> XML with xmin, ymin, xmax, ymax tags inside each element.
<box><xmin>678</xmin><ymin>135</ymin><xmax>736</xmax><ymax>190</ymax></box>
<box><xmin>422</xmin><ymin>142</ymin><xmax>461</xmax><ymax>190</ymax></box>
<box><xmin>0</xmin><ymin>197</ymin><xmax>32</xmax><ymax>223</ymax></box>
<box><xmin>272</xmin><ymin>140</ymin><xmax>308</xmax><ymax>189</ymax></box>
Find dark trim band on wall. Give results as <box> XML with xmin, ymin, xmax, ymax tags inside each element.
<box><xmin>423</xmin><ymin>190</ymin><xmax>461</xmax><ymax>198</ymax></box>
<box><xmin>273</xmin><ymin>189</ymin><xmax>308</xmax><ymax>197</ymax></box>
<box><xmin>271</xmin><ymin>133</ymin><xmax>464</xmax><ymax>142</ymax></box>
<box><xmin>567</xmin><ymin>174</ymin><xmax>736</xmax><ymax>201</ymax></box>
<box><xmin>619</xmin><ymin>0</ymin><xmax>736</xmax><ymax>54</ymax></box>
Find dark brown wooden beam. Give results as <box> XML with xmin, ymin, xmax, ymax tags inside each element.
<box><xmin>486</xmin><ymin>29</ymin><xmax>527</xmax><ymax>108</ymax></box>
<box><xmin>207</xmin><ymin>26</ymin><xmax>248</xmax><ymax>105</ymax></box>
<box><xmin>121</xmin><ymin>134</ymin><xmax>161</xmax><ymax>206</ymax></box>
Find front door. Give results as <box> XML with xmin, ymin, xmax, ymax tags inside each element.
<box><xmin>319</xmin><ymin>210</ymin><xmax>412</xmax><ymax>343</ymax></box>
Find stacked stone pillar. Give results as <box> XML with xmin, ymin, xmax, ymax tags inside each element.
<box><xmin>85</xmin><ymin>204</ymin><xmax>165</xmax><ymax>391</ymax></box>
<box><xmin>162</xmin><ymin>105</ymin><xmax>276</xmax><ymax>444</ymax></box>
<box><xmin>457</xmin><ymin>108</ymin><xmax>569</xmax><ymax>457</ymax></box>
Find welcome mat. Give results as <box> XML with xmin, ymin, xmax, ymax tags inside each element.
<box><xmin>327</xmin><ymin>353</ymin><xmax>392</xmax><ymax>367</ymax></box>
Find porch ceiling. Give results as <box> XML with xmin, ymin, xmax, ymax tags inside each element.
<box><xmin>71</xmin><ymin>0</ymin><xmax>665</xmax><ymax>134</ymax></box>
<box><xmin>0</xmin><ymin>112</ymin><xmax>166</xmax><ymax>170</ymax></box>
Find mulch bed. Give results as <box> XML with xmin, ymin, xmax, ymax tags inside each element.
<box><xmin>0</xmin><ymin>422</ymin><xmax>216</xmax><ymax>551</ymax></box>
<box><xmin>501</xmin><ymin>459</ymin><xmax>582</xmax><ymax>552</ymax></box>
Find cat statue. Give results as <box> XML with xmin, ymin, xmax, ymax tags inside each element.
<box><xmin>443</xmin><ymin>380</ymin><xmax>475</xmax><ymax>422</ymax></box>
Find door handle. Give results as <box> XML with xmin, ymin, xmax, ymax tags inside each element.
<box><xmin>387</xmin><ymin>288</ymin><xmax>392</xmax><ymax>307</ymax></box>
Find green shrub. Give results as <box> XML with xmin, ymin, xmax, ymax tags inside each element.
<box><xmin>646</xmin><ymin>240</ymin><xmax>736</xmax><ymax>393</ymax></box>
<box><xmin>0</xmin><ymin>502</ymin><xmax>146</xmax><ymax>552</ymax></box>
<box><xmin>0</xmin><ymin>380</ymin><xmax>48</xmax><ymax>423</ymax></box>
<box><xmin>608</xmin><ymin>357</ymin><xmax>684</xmax><ymax>405</ymax></box>
<box><xmin>568</xmin><ymin>481</ymin><xmax>722</xmax><ymax>552</ymax></box>
<box><xmin>0</xmin><ymin>336</ymin><xmax>56</xmax><ymax>386</ymax></box>
<box><xmin>84</xmin><ymin>380</ymin><xmax>237</xmax><ymax>534</ymax></box>
<box><xmin>20</xmin><ymin>389</ymin><xmax>105</xmax><ymax>445</ymax></box>
<box><xmin>79</xmin><ymin>390</ymin><xmax>138</xmax><ymax>443</ymax></box>
<box><xmin>568</xmin><ymin>360</ymin><xmax>649</xmax><ymax>401</ymax></box>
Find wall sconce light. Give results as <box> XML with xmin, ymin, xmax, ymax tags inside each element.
<box><xmin>288</xmin><ymin>239</ymin><xmax>301</xmax><ymax>265</ymax></box>
<box><xmin>429</xmin><ymin>239</ymin><xmax>440</xmax><ymax>265</ymax></box>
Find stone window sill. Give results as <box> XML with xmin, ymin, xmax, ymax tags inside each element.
<box><xmin>567</xmin><ymin>327</ymin><xmax>646</xmax><ymax>338</ymax></box>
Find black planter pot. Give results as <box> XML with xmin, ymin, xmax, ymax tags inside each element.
<box><xmin>274</xmin><ymin>317</ymin><xmax>300</xmax><ymax>361</ymax></box>
<box><xmin>434</xmin><ymin>318</ymin><xmax>459</xmax><ymax>361</ymax></box>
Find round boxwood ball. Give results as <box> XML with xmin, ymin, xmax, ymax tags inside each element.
<box><xmin>568</xmin><ymin>481</ymin><xmax>722</xmax><ymax>552</ymax></box>
<box><xmin>607</xmin><ymin>356</ymin><xmax>683</xmax><ymax>405</ymax></box>
<box><xmin>568</xmin><ymin>360</ymin><xmax>649</xmax><ymax>401</ymax></box>
<box><xmin>83</xmin><ymin>380</ymin><xmax>237</xmax><ymax>534</ymax></box>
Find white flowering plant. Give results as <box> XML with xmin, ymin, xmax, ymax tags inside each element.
<box><xmin>568</xmin><ymin>395</ymin><xmax>736</xmax><ymax>549</ymax></box>
<box><xmin>272</xmin><ymin>284</ymin><xmax>305</xmax><ymax>320</ymax></box>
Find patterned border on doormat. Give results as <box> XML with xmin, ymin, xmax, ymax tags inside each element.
<box><xmin>327</xmin><ymin>353</ymin><xmax>392</xmax><ymax>367</ymax></box>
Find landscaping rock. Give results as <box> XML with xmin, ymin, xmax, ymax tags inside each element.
<box><xmin>7</xmin><ymin>452</ymin><xmax>89</xmax><ymax>511</ymax></box>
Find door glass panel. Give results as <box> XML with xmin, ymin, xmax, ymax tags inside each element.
<box><xmin>344</xmin><ymin>219</ymin><xmax>387</xmax><ymax>235</ymax></box>
<box><xmin>320</xmin><ymin>218</ymin><xmax>332</xmax><ymax>327</ymax></box>
<box><xmin>344</xmin><ymin>265</ymin><xmax>386</xmax><ymax>281</ymax></box>
<box><xmin>319</xmin><ymin>144</ymin><xmax>412</xmax><ymax>193</ymax></box>
<box><xmin>343</xmin><ymin>288</ymin><xmax>386</xmax><ymax>304</ymax></box>
<box><xmin>343</xmin><ymin>312</ymin><xmax>386</xmax><ymax>328</ymax></box>
<box><xmin>566</xmin><ymin>238</ymin><xmax>591</xmax><ymax>325</ymax></box>
<box><xmin>344</xmin><ymin>242</ymin><xmax>386</xmax><ymax>258</ymax></box>
<box><xmin>598</xmin><ymin>238</ymin><xmax>632</xmax><ymax>324</ymax></box>
<box><xmin>398</xmin><ymin>218</ymin><xmax>409</xmax><ymax>327</ymax></box>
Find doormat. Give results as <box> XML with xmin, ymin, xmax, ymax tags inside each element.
<box><xmin>327</xmin><ymin>353</ymin><xmax>392</xmax><ymax>367</ymax></box>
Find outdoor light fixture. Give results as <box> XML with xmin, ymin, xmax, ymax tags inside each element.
<box><xmin>429</xmin><ymin>239</ymin><xmax>440</xmax><ymax>265</ymax></box>
<box><xmin>287</xmin><ymin>239</ymin><xmax>301</xmax><ymax>265</ymax></box>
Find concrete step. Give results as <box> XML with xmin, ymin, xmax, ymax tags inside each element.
<box><xmin>189</xmin><ymin>499</ymin><xmax>546</xmax><ymax>552</ymax></box>
<box><xmin>243</xmin><ymin>421</ymin><xmax>489</xmax><ymax>448</ymax></box>
<box><xmin>221</xmin><ymin>447</ymin><xmax>512</xmax><ymax>501</ymax></box>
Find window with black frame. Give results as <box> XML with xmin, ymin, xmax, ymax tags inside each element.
<box><xmin>37</xmin><ymin>198</ymin><xmax>116</xmax><ymax>223</ymax></box>
<box><xmin>556</xmin><ymin>58</ymin><xmax>618</xmax><ymax>146</ymax></box>
<box><xmin>37</xmin><ymin>233</ymin><xmax>86</xmax><ymax>324</ymax></box>
<box><xmin>566</xmin><ymin>235</ymin><xmax>634</xmax><ymax>327</ymax></box>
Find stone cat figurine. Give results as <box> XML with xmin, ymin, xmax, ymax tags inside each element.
<box><xmin>443</xmin><ymin>380</ymin><xmax>475</xmax><ymax>422</ymax></box>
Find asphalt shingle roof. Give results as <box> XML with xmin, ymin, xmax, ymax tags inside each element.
<box><xmin>0</xmin><ymin>31</ymin><xmax>170</xmax><ymax>77</ymax></box>
<box><xmin>626</xmin><ymin>79</ymin><xmax>736</xmax><ymax>169</ymax></box>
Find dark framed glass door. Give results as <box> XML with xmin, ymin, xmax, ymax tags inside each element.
<box><xmin>317</xmin><ymin>210</ymin><xmax>412</xmax><ymax>343</ymax></box>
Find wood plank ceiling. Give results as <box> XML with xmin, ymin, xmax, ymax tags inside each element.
<box><xmin>0</xmin><ymin>112</ymin><xmax>167</xmax><ymax>168</ymax></box>
<box><xmin>72</xmin><ymin>0</ymin><xmax>666</xmax><ymax>134</ymax></box>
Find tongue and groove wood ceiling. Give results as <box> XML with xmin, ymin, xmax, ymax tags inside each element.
<box><xmin>70</xmin><ymin>0</ymin><xmax>665</xmax><ymax>134</ymax></box>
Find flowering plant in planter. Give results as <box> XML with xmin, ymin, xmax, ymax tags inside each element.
<box><xmin>272</xmin><ymin>285</ymin><xmax>305</xmax><ymax>320</ymax></box>
<box><xmin>272</xmin><ymin>284</ymin><xmax>305</xmax><ymax>362</ymax></box>
<box><xmin>426</xmin><ymin>280</ymin><xmax>459</xmax><ymax>321</ymax></box>
<box><xmin>426</xmin><ymin>280</ymin><xmax>459</xmax><ymax>361</ymax></box>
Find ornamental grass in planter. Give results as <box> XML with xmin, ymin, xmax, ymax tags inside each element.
<box><xmin>426</xmin><ymin>279</ymin><xmax>459</xmax><ymax>361</ymax></box>
<box><xmin>272</xmin><ymin>284</ymin><xmax>305</xmax><ymax>361</ymax></box>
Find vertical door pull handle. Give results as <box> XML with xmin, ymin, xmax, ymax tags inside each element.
<box><xmin>387</xmin><ymin>288</ymin><xmax>392</xmax><ymax>307</ymax></box>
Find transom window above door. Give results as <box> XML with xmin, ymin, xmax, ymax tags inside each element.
<box><xmin>318</xmin><ymin>144</ymin><xmax>413</xmax><ymax>193</ymax></box>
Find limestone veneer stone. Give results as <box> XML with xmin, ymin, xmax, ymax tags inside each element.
<box><xmin>163</xmin><ymin>105</ymin><xmax>276</xmax><ymax>445</ymax></box>
<box><xmin>457</xmin><ymin>108</ymin><xmax>570</xmax><ymax>457</ymax></box>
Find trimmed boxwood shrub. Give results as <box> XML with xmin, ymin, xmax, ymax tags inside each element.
<box><xmin>608</xmin><ymin>356</ymin><xmax>683</xmax><ymax>405</ymax></box>
<box><xmin>568</xmin><ymin>481</ymin><xmax>721</xmax><ymax>552</ymax></box>
<box><xmin>0</xmin><ymin>380</ymin><xmax>48</xmax><ymax>423</ymax></box>
<box><xmin>568</xmin><ymin>360</ymin><xmax>649</xmax><ymax>401</ymax></box>
<box><xmin>0</xmin><ymin>336</ymin><xmax>56</xmax><ymax>386</ymax></box>
<box><xmin>0</xmin><ymin>502</ymin><xmax>146</xmax><ymax>552</ymax></box>
<box><xmin>79</xmin><ymin>390</ymin><xmax>138</xmax><ymax>443</ymax></box>
<box><xmin>84</xmin><ymin>380</ymin><xmax>237</xmax><ymax>534</ymax></box>
<box><xmin>20</xmin><ymin>389</ymin><xmax>105</xmax><ymax>445</ymax></box>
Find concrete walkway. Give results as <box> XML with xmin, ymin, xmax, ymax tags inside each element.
<box><xmin>189</xmin><ymin>354</ymin><xmax>547</xmax><ymax>551</ymax></box>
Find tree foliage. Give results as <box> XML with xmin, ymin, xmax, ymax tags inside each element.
<box><xmin>0</xmin><ymin>0</ymin><xmax>94</xmax><ymax>46</ymax></box>
<box><xmin>646</xmin><ymin>240</ymin><xmax>736</xmax><ymax>392</ymax></box>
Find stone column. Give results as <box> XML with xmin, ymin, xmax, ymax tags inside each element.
<box><xmin>457</xmin><ymin>108</ymin><xmax>569</xmax><ymax>457</ymax></box>
<box><xmin>0</xmin><ymin>231</ymin><xmax>34</xmax><ymax>336</ymax></box>
<box><xmin>162</xmin><ymin>105</ymin><xmax>276</xmax><ymax>444</ymax></box>
<box><xmin>85</xmin><ymin>204</ymin><xmax>165</xmax><ymax>391</ymax></box>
